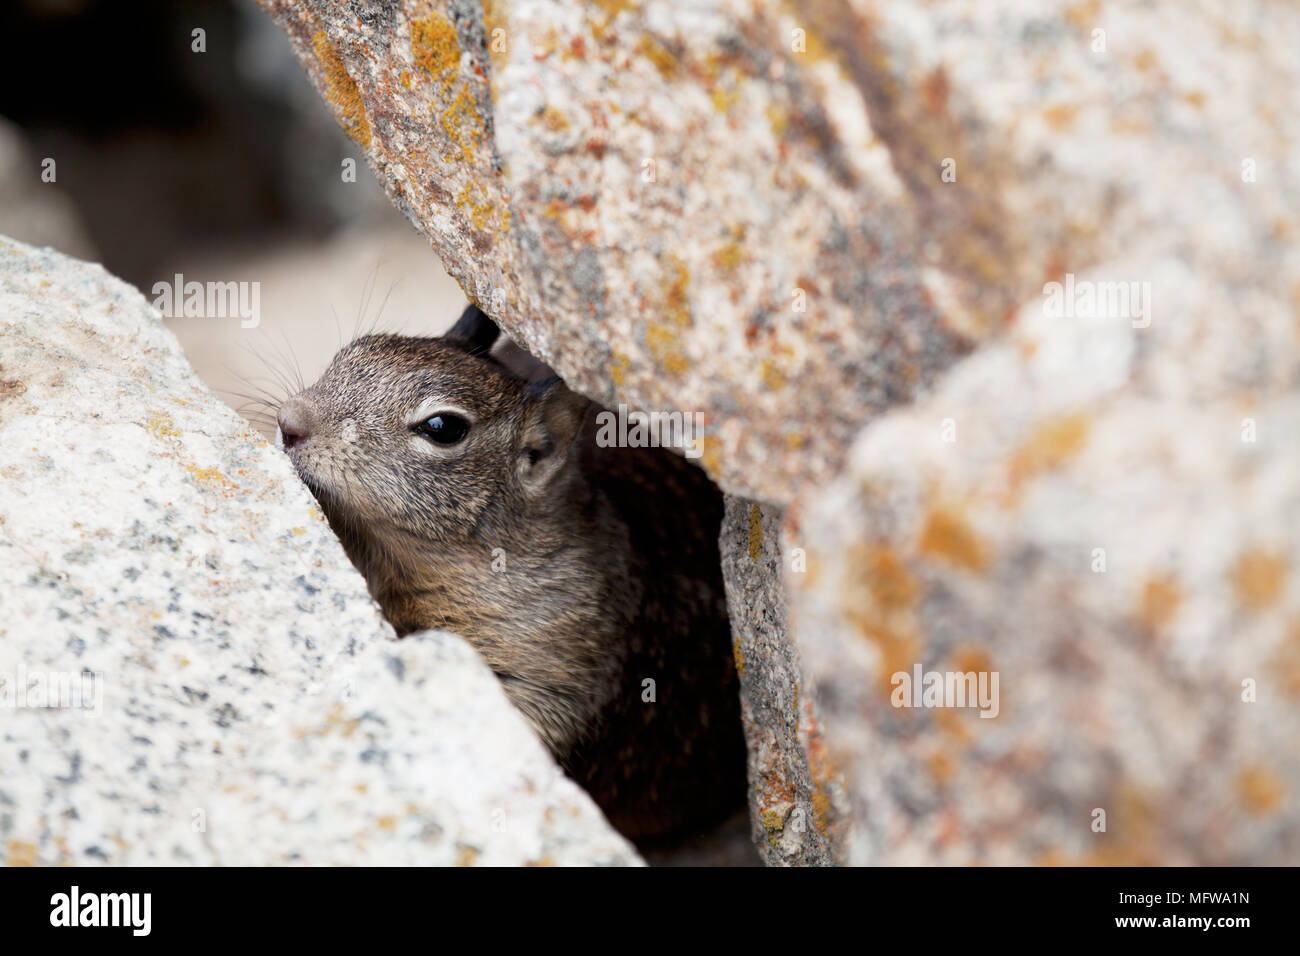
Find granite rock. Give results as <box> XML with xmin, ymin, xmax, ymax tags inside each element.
<box><xmin>259</xmin><ymin>0</ymin><xmax>975</xmax><ymax>504</ymax></box>
<box><xmin>788</xmin><ymin>263</ymin><xmax>1300</xmax><ymax>864</ymax></box>
<box><xmin>718</xmin><ymin>496</ymin><xmax>838</xmax><ymax>866</ymax></box>
<box><xmin>776</xmin><ymin>0</ymin><xmax>1300</xmax><ymax>865</ymax></box>
<box><xmin>0</xmin><ymin>236</ymin><xmax>638</xmax><ymax>866</ymax></box>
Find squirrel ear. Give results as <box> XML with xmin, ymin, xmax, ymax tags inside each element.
<box><xmin>445</xmin><ymin>304</ymin><xmax>499</xmax><ymax>357</ymax></box>
<box><xmin>517</xmin><ymin>376</ymin><xmax>589</xmax><ymax>495</ymax></box>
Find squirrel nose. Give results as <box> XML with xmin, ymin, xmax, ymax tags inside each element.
<box><xmin>277</xmin><ymin>398</ymin><xmax>317</xmax><ymax>451</ymax></box>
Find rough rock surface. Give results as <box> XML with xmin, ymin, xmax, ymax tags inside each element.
<box><xmin>775</xmin><ymin>0</ymin><xmax>1300</xmax><ymax>865</ymax></box>
<box><xmin>788</xmin><ymin>269</ymin><xmax>1300</xmax><ymax>865</ymax></box>
<box><xmin>0</xmin><ymin>236</ymin><xmax>638</xmax><ymax>866</ymax></box>
<box><xmin>262</xmin><ymin>0</ymin><xmax>1300</xmax><ymax>864</ymax></box>
<box><xmin>719</xmin><ymin>496</ymin><xmax>837</xmax><ymax>866</ymax></box>
<box><xmin>260</xmin><ymin>0</ymin><xmax>976</xmax><ymax>504</ymax></box>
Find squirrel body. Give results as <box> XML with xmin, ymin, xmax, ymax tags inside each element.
<box><xmin>277</xmin><ymin>306</ymin><xmax>745</xmax><ymax>842</ymax></box>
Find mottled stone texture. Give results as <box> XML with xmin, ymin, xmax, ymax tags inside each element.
<box><xmin>778</xmin><ymin>0</ymin><xmax>1300</xmax><ymax>865</ymax></box>
<box><xmin>265</xmin><ymin>0</ymin><xmax>1300</xmax><ymax>863</ymax></box>
<box><xmin>260</xmin><ymin>0</ymin><xmax>974</xmax><ymax>504</ymax></box>
<box><xmin>719</xmin><ymin>496</ymin><xmax>838</xmax><ymax>865</ymax></box>
<box><xmin>0</xmin><ymin>237</ymin><xmax>638</xmax><ymax>866</ymax></box>
<box><xmin>788</xmin><ymin>279</ymin><xmax>1300</xmax><ymax>864</ymax></box>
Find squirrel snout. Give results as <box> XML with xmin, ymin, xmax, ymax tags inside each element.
<box><xmin>277</xmin><ymin>398</ymin><xmax>317</xmax><ymax>451</ymax></box>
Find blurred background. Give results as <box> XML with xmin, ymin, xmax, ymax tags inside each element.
<box><xmin>0</xmin><ymin>0</ymin><xmax>466</xmax><ymax>434</ymax></box>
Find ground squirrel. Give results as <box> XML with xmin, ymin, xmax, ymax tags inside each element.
<box><xmin>276</xmin><ymin>305</ymin><xmax>745</xmax><ymax>844</ymax></box>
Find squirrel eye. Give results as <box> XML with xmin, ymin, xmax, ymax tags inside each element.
<box><xmin>415</xmin><ymin>413</ymin><xmax>470</xmax><ymax>445</ymax></box>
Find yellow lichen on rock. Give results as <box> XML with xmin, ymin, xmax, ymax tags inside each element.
<box><xmin>411</xmin><ymin>12</ymin><xmax>461</xmax><ymax>93</ymax></box>
<box><xmin>645</xmin><ymin>254</ymin><xmax>692</xmax><ymax>375</ymax></box>
<box><xmin>312</xmin><ymin>31</ymin><xmax>372</xmax><ymax>148</ymax></box>
<box><xmin>440</xmin><ymin>88</ymin><xmax>486</xmax><ymax>164</ymax></box>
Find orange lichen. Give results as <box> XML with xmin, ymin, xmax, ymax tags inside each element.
<box><xmin>591</xmin><ymin>0</ymin><xmax>636</xmax><ymax>16</ymax></box>
<box><xmin>748</xmin><ymin>504</ymin><xmax>763</xmax><ymax>562</ymax></box>
<box><xmin>918</xmin><ymin>503</ymin><xmax>987</xmax><ymax>573</ymax></box>
<box><xmin>934</xmin><ymin>705</ymin><xmax>973</xmax><ymax>744</ymax></box>
<box><xmin>713</xmin><ymin>226</ymin><xmax>746</xmax><ymax>270</ymax></box>
<box><xmin>320</xmin><ymin>703</ymin><xmax>361</xmax><ymax>739</ymax></box>
<box><xmin>1064</xmin><ymin>0</ymin><xmax>1101</xmax><ymax>29</ymax></box>
<box><xmin>802</xmin><ymin>701</ymin><xmax>838</xmax><ymax>836</ymax></box>
<box><xmin>1237</xmin><ymin>765</ymin><xmax>1285</xmax><ymax>815</ymax></box>
<box><xmin>1139</xmin><ymin>575</ymin><xmax>1181</xmax><ymax>635</ymax></box>
<box><xmin>865</xmin><ymin>545</ymin><xmax>919</xmax><ymax>614</ymax></box>
<box><xmin>638</xmin><ymin>34</ymin><xmax>677</xmax><ymax>78</ymax></box>
<box><xmin>1231</xmin><ymin>548</ymin><xmax>1286</xmax><ymax>610</ymax></box>
<box><xmin>456</xmin><ymin>846</ymin><xmax>480</xmax><ymax>866</ymax></box>
<box><xmin>760</xmin><ymin>359</ymin><xmax>785</xmax><ymax>391</ymax></box>
<box><xmin>440</xmin><ymin>88</ymin><xmax>485</xmax><ymax>164</ymax></box>
<box><xmin>711</xmin><ymin>83</ymin><xmax>740</xmax><ymax>114</ymax></box>
<box><xmin>5</xmin><ymin>840</ymin><xmax>37</xmax><ymax>866</ymax></box>
<box><xmin>144</xmin><ymin>412</ymin><xmax>181</xmax><ymax>439</ymax></box>
<box><xmin>921</xmin><ymin>67</ymin><xmax>949</xmax><ymax>114</ymax></box>
<box><xmin>778</xmin><ymin>3</ymin><xmax>841</xmax><ymax>68</ymax></box>
<box><xmin>698</xmin><ymin>440</ymin><xmax>723</xmax><ymax>480</ymax></box>
<box><xmin>1054</xmin><ymin>784</ymin><xmax>1167</xmax><ymax>866</ymax></box>
<box><xmin>411</xmin><ymin>12</ymin><xmax>461</xmax><ymax>93</ymax></box>
<box><xmin>530</xmin><ymin>26</ymin><xmax>559</xmax><ymax>59</ymax></box>
<box><xmin>927</xmin><ymin>750</ymin><xmax>956</xmax><ymax>785</ymax></box>
<box><xmin>313</xmin><ymin>31</ymin><xmax>372</xmax><ymax>148</ymax></box>
<box><xmin>646</xmin><ymin>324</ymin><xmax>689</xmax><ymax>374</ymax></box>
<box><xmin>645</xmin><ymin>255</ymin><xmax>692</xmax><ymax>374</ymax></box>
<box><xmin>186</xmin><ymin>464</ymin><xmax>236</xmax><ymax>490</ymax></box>
<box><xmin>588</xmin><ymin>0</ymin><xmax>637</xmax><ymax>43</ymax></box>
<box><xmin>1042</xmin><ymin>103</ymin><xmax>1080</xmax><ymax>131</ymax></box>
<box><xmin>662</xmin><ymin>253</ymin><xmax>690</xmax><ymax>324</ymax></box>
<box><xmin>1006</xmin><ymin>413</ymin><xmax>1090</xmax><ymax>498</ymax></box>
<box><xmin>539</xmin><ymin>105</ymin><xmax>570</xmax><ymax>132</ymax></box>
<box><xmin>950</xmin><ymin>646</ymin><xmax>992</xmax><ymax>677</ymax></box>
<box><xmin>609</xmin><ymin>350</ymin><xmax>630</xmax><ymax>386</ymax></box>
<box><xmin>842</xmin><ymin>542</ymin><xmax>921</xmax><ymax>692</ymax></box>
<box><xmin>765</xmin><ymin>104</ymin><xmax>788</xmax><ymax>138</ymax></box>
<box><xmin>455</xmin><ymin>183</ymin><xmax>496</xmax><ymax>232</ymax></box>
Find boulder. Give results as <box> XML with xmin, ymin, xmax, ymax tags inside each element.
<box><xmin>788</xmin><ymin>277</ymin><xmax>1300</xmax><ymax>864</ymax></box>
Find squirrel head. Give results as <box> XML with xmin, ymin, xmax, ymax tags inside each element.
<box><xmin>276</xmin><ymin>306</ymin><xmax>591</xmax><ymax>554</ymax></box>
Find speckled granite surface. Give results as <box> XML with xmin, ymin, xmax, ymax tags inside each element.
<box><xmin>0</xmin><ymin>236</ymin><xmax>639</xmax><ymax>865</ymax></box>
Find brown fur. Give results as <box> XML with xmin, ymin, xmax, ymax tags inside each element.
<box><xmin>277</xmin><ymin>310</ymin><xmax>745</xmax><ymax>842</ymax></box>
